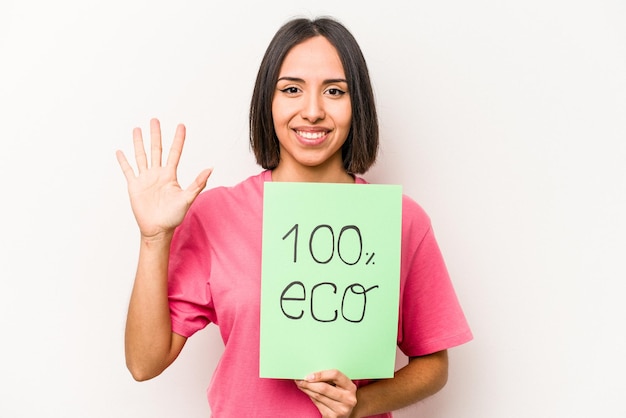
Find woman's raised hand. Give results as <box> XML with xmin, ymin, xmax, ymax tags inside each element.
<box><xmin>116</xmin><ymin>118</ymin><xmax>213</xmax><ymax>240</ymax></box>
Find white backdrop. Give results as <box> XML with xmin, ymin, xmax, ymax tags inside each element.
<box><xmin>1</xmin><ymin>0</ymin><xmax>625</xmax><ymax>417</ymax></box>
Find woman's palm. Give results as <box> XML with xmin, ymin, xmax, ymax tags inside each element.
<box><xmin>116</xmin><ymin>119</ymin><xmax>212</xmax><ymax>239</ymax></box>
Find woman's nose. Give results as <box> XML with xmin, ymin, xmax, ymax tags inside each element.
<box><xmin>300</xmin><ymin>93</ymin><xmax>325</xmax><ymax>122</ymax></box>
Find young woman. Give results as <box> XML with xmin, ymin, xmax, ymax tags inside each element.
<box><xmin>117</xmin><ymin>17</ymin><xmax>472</xmax><ymax>418</ymax></box>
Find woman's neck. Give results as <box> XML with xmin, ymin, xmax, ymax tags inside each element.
<box><xmin>271</xmin><ymin>163</ymin><xmax>354</xmax><ymax>183</ymax></box>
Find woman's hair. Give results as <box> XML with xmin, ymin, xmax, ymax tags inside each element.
<box><xmin>249</xmin><ymin>17</ymin><xmax>379</xmax><ymax>174</ymax></box>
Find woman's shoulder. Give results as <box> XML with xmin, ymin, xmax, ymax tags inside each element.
<box><xmin>182</xmin><ymin>171</ymin><xmax>267</xmax><ymax>228</ymax></box>
<box><xmin>193</xmin><ymin>170</ymin><xmax>267</xmax><ymax>206</ymax></box>
<box><xmin>400</xmin><ymin>194</ymin><xmax>433</xmax><ymax>244</ymax></box>
<box><xmin>357</xmin><ymin>176</ymin><xmax>433</xmax><ymax>232</ymax></box>
<box><xmin>401</xmin><ymin>193</ymin><xmax>430</xmax><ymax>223</ymax></box>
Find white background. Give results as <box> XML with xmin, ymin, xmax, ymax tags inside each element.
<box><xmin>1</xmin><ymin>0</ymin><xmax>625</xmax><ymax>417</ymax></box>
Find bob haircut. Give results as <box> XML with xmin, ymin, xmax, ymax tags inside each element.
<box><xmin>249</xmin><ymin>17</ymin><xmax>379</xmax><ymax>174</ymax></box>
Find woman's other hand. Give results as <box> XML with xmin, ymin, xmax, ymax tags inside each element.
<box><xmin>296</xmin><ymin>369</ymin><xmax>358</xmax><ymax>418</ymax></box>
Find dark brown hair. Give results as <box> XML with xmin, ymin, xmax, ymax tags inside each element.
<box><xmin>249</xmin><ymin>17</ymin><xmax>378</xmax><ymax>174</ymax></box>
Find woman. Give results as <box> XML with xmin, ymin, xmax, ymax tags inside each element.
<box><xmin>116</xmin><ymin>17</ymin><xmax>472</xmax><ymax>417</ymax></box>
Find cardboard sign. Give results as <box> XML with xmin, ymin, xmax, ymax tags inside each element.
<box><xmin>260</xmin><ymin>182</ymin><xmax>402</xmax><ymax>379</ymax></box>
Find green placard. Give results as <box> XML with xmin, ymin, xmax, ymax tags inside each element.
<box><xmin>260</xmin><ymin>182</ymin><xmax>402</xmax><ymax>380</ymax></box>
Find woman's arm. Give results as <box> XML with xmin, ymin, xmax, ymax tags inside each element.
<box><xmin>116</xmin><ymin>118</ymin><xmax>212</xmax><ymax>381</ymax></box>
<box><xmin>350</xmin><ymin>350</ymin><xmax>448</xmax><ymax>417</ymax></box>
<box><xmin>297</xmin><ymin>350</ymin><xmax>448</xmax><ymax>418</ymax></box>
<box><xmin>124</xmin><ymin>232</ymin><xmax>187</xmax><ymax>381</ymax></box>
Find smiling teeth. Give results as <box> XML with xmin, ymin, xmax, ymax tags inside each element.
<box><xmin>297</xmin><ymin>131</ymin><xmax>326</xmax><ymax>139</ymax></box>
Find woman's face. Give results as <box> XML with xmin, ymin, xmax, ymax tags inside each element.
<box><xmin>271</xmin><ymin>36</ymin><xmax>352</xmax><ymax>178</ymax></box>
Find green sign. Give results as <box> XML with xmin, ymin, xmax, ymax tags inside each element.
<box><xmin>260</xmin><ymin>182</ymin><xmax>402</xmax><ymax>380</ymax></box>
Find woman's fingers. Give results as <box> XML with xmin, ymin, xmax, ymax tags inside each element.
<box><xmin>296</xmin><ymin>370</ymin><xmax>357</xmax><ymax>417</ymax></box>
<box><xmin>297</xmin><ymin>383</ymin><xmax>356</xmax><ymax>418</ymax></box>
<box><xmin>305</xmin><ymin>370</ymin><xmax>355</xmax><ymax>390</ymax></box>
<box><xmin>185</xmin><ymin>168</ymin><xmax>214</xmax><ymax>201</ymax></box>
<box><xmin>165</xmin><ymin>123</ymin><xmax>186</xmax><ymax>169</ymax></box>
<box><xmin>132</xmin><ymin>126</ymin><xmax>148</xmax><ymax>173</ymax></box>
<box><xmin>115</xmin><ymin>150</ymin><xmax>135</xmax><ymax>181</ymax></box>
<box><xmin>131</xmin><ymin>119</ymin><xmax>182</xmax><ymax>173</ymax></box>
<box><xmin>117</xmin><ymin>119</ymin><xmax>211</xmax><ymax>235</ymax></box>
<box><xmin>149</xmin><ymin>118</ymin><xmax>163</xmax><ymax>168</ymax></box>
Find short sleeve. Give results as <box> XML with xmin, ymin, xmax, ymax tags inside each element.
<box><xmin>397</xmin><ymin>197</ymin><xmax>472</xmax><ymax>356</ymax></box>
<box><xmin>168</xmin><ymin>202</ymin><xmax>216</xmax><ymax>337</ymax></box>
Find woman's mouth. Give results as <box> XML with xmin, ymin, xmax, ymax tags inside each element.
<box><xmin>295</xmin><ymin>129</ymin><xmax>329</xmax><ymax>145</ymax></box>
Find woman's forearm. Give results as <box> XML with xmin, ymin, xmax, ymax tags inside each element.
<box><xmin>350</xmin><ymin>350</ymin><xmax>449</xmax><ymax>418</ymax></box>
<box><xmin>124</xmin><ymin>233</ymin><xmax>185</xmax><ymax>381</ymax></box>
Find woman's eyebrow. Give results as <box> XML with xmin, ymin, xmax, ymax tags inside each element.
<box><xmin>277</xmin><ymin>76</ymin><xmax>348</xmax><ymax>84</ymax></box>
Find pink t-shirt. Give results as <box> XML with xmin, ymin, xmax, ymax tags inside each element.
<box><xmin>168</xmin><ymin>170</ymin><xmax>472</xmax><ymax>417</ymax></box>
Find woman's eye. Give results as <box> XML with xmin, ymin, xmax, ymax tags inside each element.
<box><xmin>327</xmin><ymin>88</ymin><xmax>346</xmax><ymax>96</ymax></box>
<box><xmin>281</xmin><ymin>87</ymin><xmax>300</xmax><ymax>94</ymax></box>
